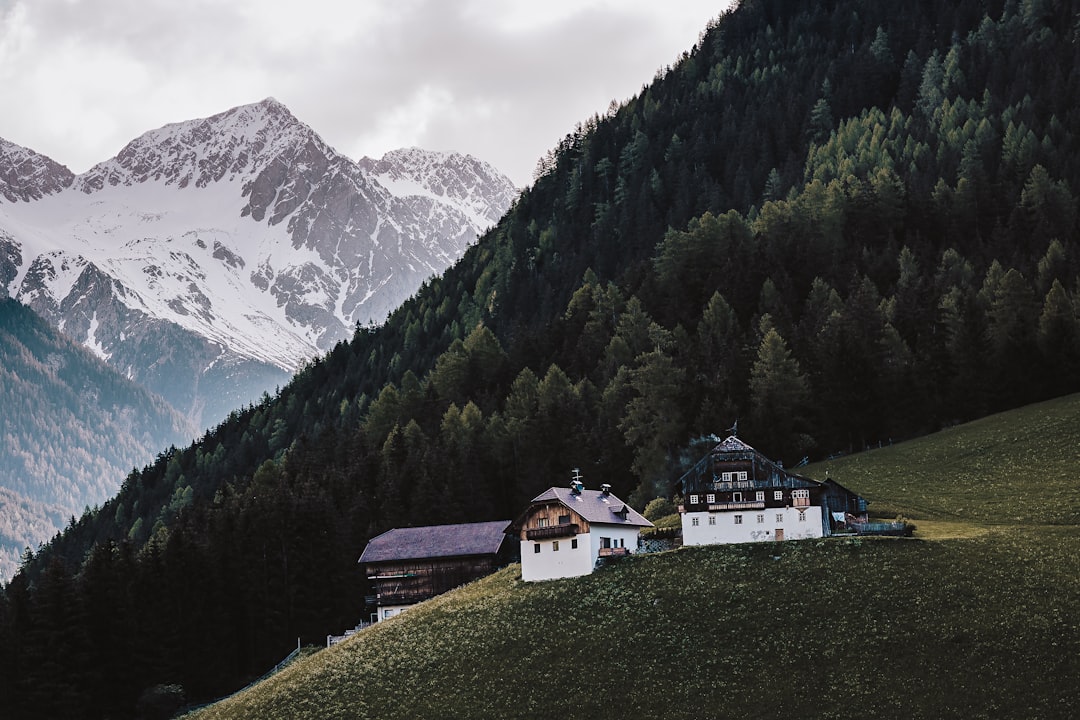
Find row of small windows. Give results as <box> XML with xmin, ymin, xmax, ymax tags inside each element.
<box><xmin>719</xmin><ymin>471</ymin><xmax>748</xmax><ymax>482</ymax></box>
<box><xmin>690</xmin><ymin>510</ymin><xmax>808</xmax><ymax>526</ymax></box>
<box><xmin>690</xmin><ymin>490</ymin><xmax>794</xmax><ymax>504</ymax></box>
<box><xmin>533</xmin><ymin>538</ymin><xmax>580</xmax><ymax>553</ymax></box>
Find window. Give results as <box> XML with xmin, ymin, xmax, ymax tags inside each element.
<box><xmin>774</xmin><ymin>491</ymin><xmax>783</xmax><ymax>500</ymax></box>
<box><xmin>601</xmin><ymin>537</ymin><xmax>612</xmax><ymax>548</ymax></box>
<box><xmin>733</xmin><ymin>492</ymin><xmax>743</xmax><ymax>502</ymax></box>
<box><xmin>690</xmin><ymin>494</ymin><xmax>700</xmax><ymax>505</ymax></box>
<box><xmin>537</xmin><ymin>517</ymin><xmax>549</xmax><ymax>528</ymax></box>
<box><xmin>383</xmin><ymin>609</ymin><xmax>395</xmax><ymax>619</ymax></box>
<box><xmin>558</xmin><ymin>514</ymin><xmax>571</xmax><ymax>525</ymax></box>
<box><xmin>553</xmin><ymin>541</ymin><xmax>560</xmax><ymax>551</ymax></box>
<box><xmin>706</xmin><ymin>493</ymin><xmax>716</xmax><ymax>503</ymax></box>
<box><xmin>757</xmin><ymin>514</ymin><xmax>764</xmax><ymax>523</ymax></box>
<box><xmin>776</xmin><ymin>513</ymin><xmax>784</xmax><ymax>523</ymax></box>
<box><xmin>738</xmin><ymin>471</ymin><xmax>748</xmax><ymax>481</ymax></box>
<box><xmin>755</xmin><ymin>491</ymin><xmax>765</xmax><ymax>502</ymax></box>
<box><xmin>722</xmin><ymin>472</ymin><xmax>732</xmax><ymax>482</ymax></box>
<box><xmin>571</xmin><ymin>539</ymin><xmax>578</xmax><ymax>549</ymax></box>
<box><xmin>734</xmin><ymin>515</ymin><xmax>743</xmax><ymax>524</ymax></box>
<box><xmin>798</xmin><ymin>511</ymin><xmax>807</xmax><ymax>522</ymax></box>
<box><xmin>533</xmin><ymin>543</ymin><xmax>541</xmax><ymax>553</ymax></box>
<box><xmin>708</xmin><ymin>516</ymin><xmax>716</xmax><ymax>525</ymax></box>
<box><xmin>691</xmin><ymin>518</ymin><xmax>699</xmax><ymax>527</ymax></box>
<box><xmin>793</xmin><ymin>489</ymin><xmax>810</xmax><ymax>507</ymax></box>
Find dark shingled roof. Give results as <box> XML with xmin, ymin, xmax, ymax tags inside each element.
<box><xmin>358</xmin><ymin>520</ymin><xmax>511</xmax><ymax>564</ymax></box>
<box><xmin>528</xmin><ymin>487</ymin><xmax>653</xmax><ymax>528</ymax></box>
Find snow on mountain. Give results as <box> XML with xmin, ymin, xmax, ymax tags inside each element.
<box><xmin>0</xmin><ymin>99</ymin><xmax>517</xmax><ymax>427</ymax></box>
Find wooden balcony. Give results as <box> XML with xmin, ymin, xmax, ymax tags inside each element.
<box><xmin>526</xmin><ymin>523</ymin><xmax>579</xmax><ymax>540</ymax></box>
<box><xmin>708</xmin><ymin>501</ymin><xmax>766</xmax><ymax>511</ymax></box>
<box><xmin>598</xmin><ymin>547</ymin><xmax>630</xmax><ymax>558</ymax></box>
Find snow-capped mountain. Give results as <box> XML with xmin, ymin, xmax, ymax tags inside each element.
<box><xmin>0</xmin><ymin>99</ymin><xmax>517</xmax><ymax>426</ymax></box>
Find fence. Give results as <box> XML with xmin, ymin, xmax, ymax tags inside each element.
<box><xmin>327</xmin><ymin>621</ymin><xmax>373</xmax><ymax>648</ymax></box>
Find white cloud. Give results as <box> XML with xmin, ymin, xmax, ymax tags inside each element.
<box><xmin>0</xmin><ymin>0</ymin><xmax>730</xmax><ymax>185</ymax></box>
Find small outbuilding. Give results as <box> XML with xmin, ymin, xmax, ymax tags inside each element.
<box><xmin>511</xmin><ymin>480</ymin><xmax>653</xmax><ymax>582</ymax></box>
<box><xmin>359</xmin><ymin>520</ymin><xmax>514</xmax><ymax>621</ymax></box>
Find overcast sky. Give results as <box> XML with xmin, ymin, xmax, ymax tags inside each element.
<box><xmin>0</xmin><ymin>0</ymin><xmax>732</xmax><ymax>187</ymax></box>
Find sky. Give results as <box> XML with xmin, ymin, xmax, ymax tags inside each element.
<box><xmin>0</xmin><ymin>0</ymin><xmax>732</xmax><ymax>188</ymax></box>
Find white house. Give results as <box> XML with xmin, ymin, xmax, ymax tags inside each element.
<box><xmin>679</xmin><ymin>435</ymin><xmax>867</xmax><ymax>545</ymax></box>
<box><xmin>511</xmin><ymin>481</ymin><xmax>653</xmax><ymax>582</ymax></box>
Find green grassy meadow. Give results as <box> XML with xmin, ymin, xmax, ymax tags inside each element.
<box><xmin>186</xmin><ymin>395</ymin><xmax>1080</xmax><ymax>719</ymax></box>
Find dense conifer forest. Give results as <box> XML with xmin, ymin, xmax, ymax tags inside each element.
<box><xmin>2</xmin><ymin>0</ymin><xmax>1079</xmax><ymax>716</ymax></box>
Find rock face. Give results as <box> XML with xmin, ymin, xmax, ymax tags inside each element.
<box><xmin>0</xmin><ymin>99</ymin><xmax>517</xmax><ymax>426</ymax></box>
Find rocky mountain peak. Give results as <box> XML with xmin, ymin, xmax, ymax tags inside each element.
<box><xmin>75</xmin><ymin>98</ymin><xmax>321</xmax><ymax>193</ymax></box>
<box><xmin>359</xmin><ymin>147</ymin><xmax>518</xmax><ymax>227</ymax></box>
<box><xmin>0</xmin><ymin>138</ymin><xmax>75</xmax><ymax>204</ymax></box>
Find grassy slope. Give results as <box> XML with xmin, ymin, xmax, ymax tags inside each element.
<box><xmin>187</xmin><ymin>396</ymin><xmax>1080</xmax><ymax>720</ymax></box>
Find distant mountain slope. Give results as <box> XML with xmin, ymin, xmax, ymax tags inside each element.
<box><xmin>0</xmin><ymin>298</ymin><xmax>193</xmax><ymax>579</ymax></box>
<box><xmin>0</xmin><ymin>101</ymin><xmax>517</xmax><ymax>426</ymax></box>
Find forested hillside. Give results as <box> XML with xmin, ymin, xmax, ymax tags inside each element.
<box><xmin>0</xmin><ymin>299</ymin><xmax>193</xmax><ymax>580</ymax></box>
<box><xmin>3</xmin><ymin>1</ymin><xmax>1080</xmax><ymax>717</ymax></box>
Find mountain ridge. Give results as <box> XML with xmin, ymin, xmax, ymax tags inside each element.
<box><xmin>0</xmin><ymin>100</ymin><xmax>517</xmax><ymax>426</ymax></box>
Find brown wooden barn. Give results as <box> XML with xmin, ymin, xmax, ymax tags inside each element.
<box><xmin>359</xmin><ymin>520</ymin><xmax>514</xmax><ymax>621</ymax></box>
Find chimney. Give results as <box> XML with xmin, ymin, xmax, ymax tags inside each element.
<box><xmin>600</xmin><ymin>483</ymin><xmax>612</xmax><ymax>496</ymax></box>
<box><xmin>570</xmin><ymin>468</ymin><xmax>584</xmax><ymax>494</ymax></box>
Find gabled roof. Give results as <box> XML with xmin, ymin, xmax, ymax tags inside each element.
<box><xmin>525</xmin><ymin>487</ymin><xmax>653</xmax><ymax>528</ymax></box>
<box><xmin>679</xmin><ymin>435</ymin><xmax>866</xmax><ymax>505</ymax></box>
<box><xmin>359</xmin><ymin>520</ymin><xmax>511</xmax><ymax>564</ymax></box>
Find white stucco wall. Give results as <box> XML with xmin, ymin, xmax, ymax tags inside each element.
<box><xmin>681</xmin><ymin>505</ymin><xmax>823</xmax><ymax>546</ymax></box>
<box><xmin>520</xmin><ymin>533</ymin><xmax>593</xmax><ymax>581</ymax></box>
<box><xmin>520</xmin><ymin>524</ymin><xmax>644</xmax><ymax>582</ymax></box>
<box><xmin>376</xmin><ymin>603</ymin><xmax>413</xmax><ymax>621</ymax></box>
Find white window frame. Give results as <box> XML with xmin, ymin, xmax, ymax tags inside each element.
<box><xmin>774</xmin><ymin>490</ymin><xmax>783</xmax><ymax>500</ymax></box>
<box><xmin>691</xmin><ymin>517</ymin><xmax>699</xmax><ymax>526</ymax></box>
<box><xmin>776</xmin><ymin>513</ymin><xmax>784</xmax><ymax>523</ymax></box>
<box><xmin>734</xmin><ymin>514</ymin><xmax>743</xmax><ymax>525</ymax></box>
<box><xmin>757</xmin><ymin>514</ymin><xmax>765</xmax><ymax>523</ymax></box>
<box><xmin>708</xmin><ymin>515</ymin><xmax>716</xmax><ymax>525</ymax></box>
<box><xmin>755</xmin><ymin>491</ymin><xmax>765</xmax><ymax>502</ymax></box>
<box><xmin>690</xmin><ymin>494</ymin><xmax>700</xmax><ymax>505</ymax></box>
<box><xmin>706</xmin><ymin>493</ymin><xmax>716</xmax><ymax>503</ymax></box>
<box><xmin>738</xmin><ymin>471</ymin><xmax>748</xmax><ymax>481</ymax></box>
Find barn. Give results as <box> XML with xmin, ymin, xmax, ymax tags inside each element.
<box><xmin>359</xmin><ymin>520</ymin><xmax>514</xmax><ymax>620</ymax></box>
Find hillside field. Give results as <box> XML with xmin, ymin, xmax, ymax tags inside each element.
<box><xmin>186</xmin><ymin>394</ymin><xmax>1080</xmax><ymax>720</ymax></box>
